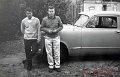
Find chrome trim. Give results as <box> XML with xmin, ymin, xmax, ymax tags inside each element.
<box><xmin>71</xmin><ymin>47</ymin><xmax>82</xmax><ymax>49</ymax></box>
<box><xmin>82</xmin><ymin>47</ymin><xmax>120</xmax><ymax>48</ymax></box>
<box><xmin>71</xmin><ymin>47</ymin><xmax>120</xmax><ymax>49</ymax></box>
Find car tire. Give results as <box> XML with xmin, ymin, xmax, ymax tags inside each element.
<box><xmin>60</xmin><ymin>45</ymin><xmax>69</xmax><ymax>63</ymax></box>
<box><xmin>42</xmin><ymin>46</ymin><xmax>47</xmax><ymax>63</ymax></box>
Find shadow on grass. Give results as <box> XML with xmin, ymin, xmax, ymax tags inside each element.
<box><xmin>33</xmin><ymin>51</ymin><xmax>120</xmax><ymax>67</ymax></box>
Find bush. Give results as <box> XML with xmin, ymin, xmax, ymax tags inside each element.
<box><xmin>0</xmin><ymin>0</ymin><xmax>71</xmax><ymax>41</ymax></box>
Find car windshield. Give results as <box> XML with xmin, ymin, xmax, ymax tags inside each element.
<box><xmin>74</xmin><ymin>14</ymin><xmax>89</xmax><ymax>27</ymax></box>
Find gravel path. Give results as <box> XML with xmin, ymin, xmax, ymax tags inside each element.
<box><xmin>0</xmin><ymin>39</ymin><xmax>120</xmax><ymax>77</ymax></box>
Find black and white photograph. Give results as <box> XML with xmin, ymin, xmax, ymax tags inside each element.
<box><xmin>0</xmin><ymin>0</ymin><xmax>120</xmax><ymax>77</ymax></box>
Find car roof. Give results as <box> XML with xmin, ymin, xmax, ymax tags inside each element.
<box><xmin>78</xmin><ymin>11</ymin><xmax>120</xmax><ymax>17</ymax></box>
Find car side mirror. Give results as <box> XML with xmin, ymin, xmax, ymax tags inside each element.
<box><xmin>86</xmin><ymin>24</ymin><xmax>95</xmax><ymax>28</ymax></box>
<box><xmin>89</xmin><ymin>25</ymin><xmax>95</xmax><ymax>28</ymax></box>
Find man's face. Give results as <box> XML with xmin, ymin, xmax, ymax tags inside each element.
<box><xmin>48</xmin><ymin>9</ymin><xmax>55</xmax><ymax>17</ymax></box>
<box><xmin>26</xmin><ymin>11</ymin><xmax>33</xmax><ymax>19</ymax></box>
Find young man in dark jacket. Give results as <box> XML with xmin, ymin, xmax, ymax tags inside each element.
<box><xmin>41</xmin><ymin>6</ymin><xmax>63</xmax><ymax>73</ymax></box>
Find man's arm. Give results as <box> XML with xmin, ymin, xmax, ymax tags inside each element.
<box><xmin>41</xmin><ymin>18</ymin><xmax>52</xmax><ymax>33</ymax></box>
<box><xmin>37</xmin><ymin>19</ymin><xmax>41</xmax><ymax>42</ymax></box>
<box><xmin>21</xmin><ymin>20</ymin><xmax>25</xmax><ymax>34</ymax></box>
<box><xmin>53</xmin><ymin>16</ymin><xmax>63</xmax><ymax>33</ymax></box>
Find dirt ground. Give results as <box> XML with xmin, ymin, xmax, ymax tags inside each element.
<box><xmin>0</xmin><ymin>39</ymin><xmax>120</xmax><ymax>77</ymax></box>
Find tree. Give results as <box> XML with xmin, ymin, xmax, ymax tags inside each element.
<box><xmin>0</xmin><ymin>0</ymin><xmax>23</xmax><ymax>41</ymax></box>
<box><xmin>0</xmin><ymin>0</ymin><xmax>71</xmax><ymax>41</ymax></box>
<box><xmin>24</xmin><ymin>0</ymin><xmax>71</xmax><ymax>23</ymax></box>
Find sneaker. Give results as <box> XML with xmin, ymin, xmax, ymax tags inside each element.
<box><xmin>49</xmin><ymin>68</ymin><xmax>53</xmax><ymax>73</ymax></box>
<box><xmin>56</xmin><ymin>68</ymin><xmax>61</xmax><ymax>72</ymax></box>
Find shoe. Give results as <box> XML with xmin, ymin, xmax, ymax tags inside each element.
<box><xmin>56</xmin><ymin>68</ymin><xmax>61</xmax><ymax>72</ymax></box>
<box><xmin>27</xmin><ymin>65</ymin><xmax>32</xmax><ymax>71</ymax></box>
<box><xmin>27</xmin><ymin>60</ymin><xmax>32</xmax><ymax>71</ymax></box>
<box><xmin>22</xmin><ymin>59</ymin><xmax>27</xmax><ymax>64</ymax></box>
<box><xmin>22</xmin><ymin>60</ymin><xmax>27</xmax><ymax>68</ymax></box>
<box><xmin>49</xmin><ymin>68</ymin><xmax>53</xmax><ymax>73</ymax></box>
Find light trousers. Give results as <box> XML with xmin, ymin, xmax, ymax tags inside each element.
<box><xmin>45</xmin><ymin>36</ymin><xmax>60</xmax><ymax>69</ymax></box>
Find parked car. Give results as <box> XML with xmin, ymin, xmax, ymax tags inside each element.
<box><xmin>42</xmin><ymin>11</ymin><xmax>120</xmax><ymax>61</ymax></box>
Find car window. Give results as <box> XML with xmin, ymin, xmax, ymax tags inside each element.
<box><xmin>100</xmin><ymin>17</ymin><xmax>117</xmax><ymax>28</ymax></box>
<box><xmin>74</xmin><ymin>15</ymin><xmax>89</xmax><ymax>27</ymax></box>
<box><xmin>86</xmin><ymin>16</ymin><xmax>98</xmax><ymax>28</ymax></box>
<box><xmin>86</xmin><ymin>16</ymin><xmax>117</xmax><ymax>28</ymax></box>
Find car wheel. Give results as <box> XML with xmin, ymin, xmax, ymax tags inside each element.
<box><xmin>42</xmin><ymin>46</ymin><xmax>47</xmax><ymax>63</ymax></box>
<box><xmin>60</xmin><ymin>45</ymin><xmax>69</xmax><ymax>63</ymax></box>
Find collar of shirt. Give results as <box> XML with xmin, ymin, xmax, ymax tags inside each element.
<box><xmin>48</xmin><ymin>15</ymin><xmax>56</xmax><ymax>19</ymax></box>
<box><xmin>25</xmin><ymin>16</ymin><xmax>35</xmax><ymax>23</ymax></box>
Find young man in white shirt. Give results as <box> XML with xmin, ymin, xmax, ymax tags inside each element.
<box><xmin>21</xmin><ymin>7</ymin><xmax>41</xmax><ymax>71</ymax></box>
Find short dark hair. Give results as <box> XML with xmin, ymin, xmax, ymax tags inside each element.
<box><xmin>48</xmin><ymin>6</ymin><xmax>55</xmax><ymax>11</ymax></box>
<box><xmin>25</xmin><ymin>7</ymin><xmax>33</xmax><ymax>12</ymax></box>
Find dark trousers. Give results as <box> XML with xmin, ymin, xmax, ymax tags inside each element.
<box><xmin>24</xmin><ymin>39</ymin><xmax>38</xmax><ymax>61</ymax></box>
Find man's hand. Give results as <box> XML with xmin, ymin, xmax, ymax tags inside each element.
<box><xmin>52</xmin><ymin>29</ymin><xmax>57</xmax><ymax>33</ymax></box>
<box><xmin>48</xmin><ymin>29</ymin><xmax>53</xmax><ymax>33</ymax></box>
<box><xmin>37</xmin><ymin>39</ymin><xmax>41</xmax><ymax>44</ymax></box>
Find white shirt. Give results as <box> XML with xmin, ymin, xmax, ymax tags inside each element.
<box><xmin>27</xmin><ymin>17</ymin><xmax>34</xmax><ymax>23</ymax></box>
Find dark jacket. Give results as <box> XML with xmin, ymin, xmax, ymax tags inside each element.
<box><xmin>41</xmin><ymin>16</ymin><xmax>63</xmax><ymax>38</ymax></box>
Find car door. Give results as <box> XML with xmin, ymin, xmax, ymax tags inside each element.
<box><xmin>61</xmin><ymin>15</ymin><xmax>89</xmax><ymax>50</ymax></box>
<box><xmin>82</xmin><ymin>15</ymin><xmax>120</xmax><ymax>53</ymax></box>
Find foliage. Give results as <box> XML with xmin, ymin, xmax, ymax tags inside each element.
<box><xmin>0</xmin><ymin>0</ymin><xmax>71</xmax><ymax>41</ymax></box>
<box><xmin>0</xmin><ymin>0</ymin><xmax>22</xmax><ymax>41</ymax></box>
<box><xmin>24</xmin><ymin>0</ymin><xmax>71</xmax><ymax>23</ymax></box>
